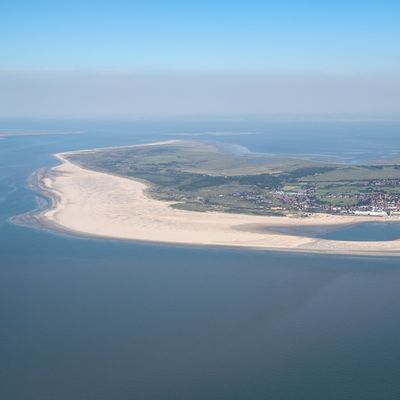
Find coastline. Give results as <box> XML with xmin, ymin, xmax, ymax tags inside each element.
<box><xmin>22</xmin><ymin>148</ymin><xmax>400</xmax><ymax>256</ymax></box>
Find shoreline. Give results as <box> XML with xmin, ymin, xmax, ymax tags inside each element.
<box><xmin>18</xmin><ymin>146</ymin><xmax>400</xmax><ymax>257</ymax></box>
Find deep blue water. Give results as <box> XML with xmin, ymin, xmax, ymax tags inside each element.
<box><xmin>1</xmin><ymin>119</ymin><xmax>400</xmax><ymax>400</ymax></box>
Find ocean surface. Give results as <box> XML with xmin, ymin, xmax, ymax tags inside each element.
<box><xmin>1</xmin><ymin>118</ymin><xmax>400</xmax><ymax>400</ymax></box>
<box><xmin>269</xmin><ymin>222</ymin><xmax>400</xmax><ymax>242</ymax></box>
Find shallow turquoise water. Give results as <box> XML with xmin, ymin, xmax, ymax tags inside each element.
<box><xmin>1</xmin><ymin>119</ymin><xmax>400</xmax><ymax>400</ymax></box>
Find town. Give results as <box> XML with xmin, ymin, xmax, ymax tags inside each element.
<box><xmin>226</xmin><ymin>178</ymin><xmax>400</xmax><ymax>216</ymax></box>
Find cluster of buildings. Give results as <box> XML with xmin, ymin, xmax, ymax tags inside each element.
<box><xmin>223</xmin><ymin>181</ymin><xmax>400</xmax><ymax>216</ymax></box>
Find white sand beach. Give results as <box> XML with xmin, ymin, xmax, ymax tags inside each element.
<box><xmin>37</xmin><ymin>151</ymin><xmax>400</xmax><ymax>256</ymax></box>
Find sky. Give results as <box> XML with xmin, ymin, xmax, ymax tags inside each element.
<box><xmin>1</xmin><ymin>0</ymin><xmax>400</xmax><ymax>118</ymax></box>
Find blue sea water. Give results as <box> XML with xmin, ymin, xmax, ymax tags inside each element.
<box><xmin>322</xmin><ymin>222</ymin><xmax>400</xmax><ymax>241</ymax></box>
<box><xmin>267</xmin><ymin>222</ymin><xmax>400</xmax><ymax>242</ymax></box>
<box><xmin>1</xmin><ymin>118</ymin><xmax>400</xmax><ymax>400</ymax></box>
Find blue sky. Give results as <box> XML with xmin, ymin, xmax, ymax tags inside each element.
<box><xmin>1</xmin><ymin>0</ymin><xmax>399</xmax><ymax>73</ymax></box>
<box><xmin>1</xmin><ymin>1</ymin><xmax>399</xmax><ymax>117</ymax></box>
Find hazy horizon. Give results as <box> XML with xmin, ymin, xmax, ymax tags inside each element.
<box><xmin>1</xmin><ymin>70</ymin><xmax>400</xmax><ymax>118</ymax></box>
<box><xmin>1</xmin><ymin>1</ymin><xmax>399</xmax><ymax>118</ymax></box>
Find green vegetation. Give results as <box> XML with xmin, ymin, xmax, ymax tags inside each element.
<box><xmin>302</xmin><ymin>165</ymin><xmax>400</xmax><ymax>182</ymax></box>
<box><xmin>66</xmin><ymin>141</ymin><xmax>400</xmax><ymax>216</ymax></box>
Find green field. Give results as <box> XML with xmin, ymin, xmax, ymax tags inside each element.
<box><xmin>66</xmin><ymin>141</ymin><xmax>400</xmax><ymax>215</ymax></box>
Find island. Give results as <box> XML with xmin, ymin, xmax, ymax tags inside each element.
<box><xmin>26</xmin><ymin>140</ymin><xmax>400</xmax><ymax>256</ymax></box>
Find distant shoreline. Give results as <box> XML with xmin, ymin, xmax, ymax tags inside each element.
<box><xmin>18</xmin><ymin>143</ymin><xmax>400</xmax><ymax>257</ymax></box>
<box><xmin>0</xmin><ymin>129</ymin><xmax>85</xmax><ymax>137</ymax></box>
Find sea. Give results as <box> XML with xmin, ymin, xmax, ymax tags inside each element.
<box><xmin>1</xmin><ymin>117</ymin><xmax>400</xmax><ymax>400</ymax></box>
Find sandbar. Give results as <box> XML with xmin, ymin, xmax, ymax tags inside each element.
<box><xmin>33</xmin><ymin>148</ymin><xmax>400</xmax><ymax>256</ymax></box>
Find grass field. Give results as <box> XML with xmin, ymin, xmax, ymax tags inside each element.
<box><xmin>65</xmin><ymin>141</ymin><xmax>400</xmax><ymax>215</ymax></box>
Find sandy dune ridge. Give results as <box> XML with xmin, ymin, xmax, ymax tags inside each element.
<box><xmin>37</xmin><ymin>143</ymin><xmax>400</xmax><ymax>256</ymax></box>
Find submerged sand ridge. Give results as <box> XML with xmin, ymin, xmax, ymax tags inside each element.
<box><xmin>36</xmin><ymin>151</ymin><xmax>400</xmax><ymax>256</ymax></box>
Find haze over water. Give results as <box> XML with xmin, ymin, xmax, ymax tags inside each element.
<box><xmin>1</xmin><ymin>119</ymin><xmax>400</xmax><ymax>399</ymax></box>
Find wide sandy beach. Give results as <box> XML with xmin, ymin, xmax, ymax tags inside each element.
<box><xmin>35</xmin><ymin>149</ymin><xmax>400</xmax><ymax>256</ymax></box>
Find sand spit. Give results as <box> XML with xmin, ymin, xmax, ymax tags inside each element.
<box><xmin>34</xmin><ymin>149</ymin><xmax>400</xmax><ymax>256</ymax></box>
